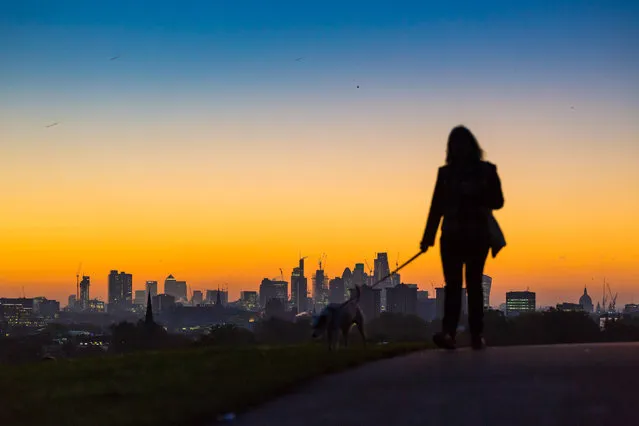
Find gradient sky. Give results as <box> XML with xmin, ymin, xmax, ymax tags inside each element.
<box><xmin>1</xmin><ymin>0</ymin><xmax>638</xmax><ymax>307</ymax></box>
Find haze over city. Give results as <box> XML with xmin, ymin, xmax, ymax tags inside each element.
<box><xmin>1</xmin><ymin>0</ymin><xmax>638</xmax><ymax>307</ymax></box>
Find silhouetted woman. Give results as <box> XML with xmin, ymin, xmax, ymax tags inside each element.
<box><xmin>420</xmin><ymin>126</ymin><xmax>504</xmax><ymax>350</ymax></box>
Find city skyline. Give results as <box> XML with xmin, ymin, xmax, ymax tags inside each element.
<box><xmin>0</xmin><ymin>259</ymin><xmax>614</xmax><ymax>311</ymax></box>
<box><xmin>1</xmin><ymin>1</ymin><xmax>638</xmax><ymax>307</ymax></box>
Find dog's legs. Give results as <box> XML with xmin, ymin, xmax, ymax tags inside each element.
<box><xmin>341</xmin><ymin>327</ymin><xmax>349</xmax><ymax>349</ymax></box>
<box><xmin>356</xmin><ymin>321</ymin><xmax>367</xmax><ymax>347</ymax></box>
<box><xmin>327</xmin><ymin>328</ymin><xmax>334</xmax><ymax>351</ymax></box>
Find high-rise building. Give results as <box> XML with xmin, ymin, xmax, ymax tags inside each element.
<box><xmin>329</xmin><ymin>277</ymin><xmax>345</xmax><ymax>304</ymax></box>
<box><xmin>482</xmin><ymin>275</ymin><xmax>492</xmax><ymax>309</ymax></box>
<box><xmin>359</xmin><ymin>285</ymin><xmax>381</xmax><ymax>322</ymax></box>
<box><xmin>241</xmin><ymin>291</ymin><xmax>259</xmax><ymax>311</ymax></box>
<box><xmin>259</xmin><ymin>279</ymin><xmax>287</xmax><ymax>308</ymax></box>
<box><xmin>123</xmin><ymin>273</ymin><xmax>133</xmax><ymax>304</ymax></box>
<box><xmin>146</xmin><ymin>281</ymin><xmax>158</xmax><ymax>299</ymax></box>
<box><xmin>79</xmin><ymin>275</ymin><xmax>90</xmax><ymax>310</ymax></box>
<box><xmin>386</xmin><ymin>284</ymin><xmax>418</xmax><ymax>315</ymax></box>
<box><xmin>341</xmin><ymin>268</ymin><xmax>353</xmax><ymax>299</ymax></box>
<box><xmin>164</xmin><ymin>275</ymin><xmax>177</xmax><ymax>295</ymax></box>
<box><xmin>134</xmin><ymin>290</ymin><xmax>147</xmax><ymax>306</ymax></box>
<box><xmin>374</xmin><ymin>253</ymin><xmax>392</xmax><ymax>309</ymax></box>
<box><xmin>68</xmin><ymin>294</ymin><xmax>77</xmax><ymax>310</ymax></box>
<box><xmin>506</xmin><ymin>291</ymin><xmax>536</xmax><ymax>316</ymax></box>
<box><xmin>192</xmin><ymin>290</ymin><xmax>203</xmax><ymax>305</ymax></box>
<box><xmin>164</xmin><ymin>275</ymin><xmax>187</xmax><ymax>301</ymax></box>
<box><xmin>352</xmin><ymin>263</ymin><xmax>366</xmax><ymax>288</ymax></box>
<box><xmin>291</xmin><ymin>258</ymin><xmax>308</xmax><ymax>313</ymax></box>
<box><xmin>313</xmin><ymin>268</ymin><xmax>328</xmax><ymax>311</ymax></box>
<box><xmin>108</xmin><ymin>270</ymin><xmax>132</xmax><ymax>310</ymax></box>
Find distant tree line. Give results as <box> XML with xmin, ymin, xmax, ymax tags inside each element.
<box><xmin>3</xmin><ymin>310</ymin><xmax>639</xmax><ymax>363</ymax></box>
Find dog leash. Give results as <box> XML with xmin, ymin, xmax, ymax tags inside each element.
<box><xmin>369</xmin><ymin>251</ymin><xmax>424</xmax><ymax>289</ymax></box>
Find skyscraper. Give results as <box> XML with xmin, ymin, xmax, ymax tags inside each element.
<box><xmin>482</xmin><ymin>275</ymin><xmax>492</xmax><ymax>309</ymax></box>
<box><xmin>291</xmin><ymin>258</ymin><xmax>308</xmax><ymax>313</ymax></box>
<box><xmin>241</xmin><ymin>291</ymin><xmax>259</xmax><ymax>311</ymax></box>
<box><xmin>352</xmin><ymin>264</ymin><xmax>366</xmax><ymax>288</ymax></box>
<box><xmin>341</xmin><ymin>267</ymin><xmax>353</xmax><ymax>299</ymax></box>
<box><xmin>329</xmin><ymin>277</ymin><xmax>345</xmax><ymax>304</ymax></box>
<box><xmin>108</xmin><ymin>270</ymin><xmax>121</xmax><ymax>307</ymax></box>
<box><xmin>146</xmin><ymin>281</ymin><xmax>158</xmax><ymax>299</ymax></box>
<box><xmin>259</xmin><ymin>279</ymin><xmax>287</xmax><ymax>308</ymax></box>
<box><xmin>313</xmin><ymin>268</ymin><xmax>328</xmax><ymax>311</ymax></box>
<box><xmin>374</xmin><ymin>253</ymin><xmax>392</xmax><ymax>309</ymax></box>
<box><xmin>164</xmin><ymin>275</ymin><xmax>187</xmax><ymax>301</ymax></box>
<box><xmin>108</xmin><ymin>270</ymin><xmax>132</xmax><ymax>310</ymax></box>
<box><xmin>121</xmin><ymin>272</ymin><xmax>133</xmax><ymax>307</ymax></box>
<box><xmin>79</xmin><ymin>275</ymin><xmax>90</xmax><ymax>310</ymax></box>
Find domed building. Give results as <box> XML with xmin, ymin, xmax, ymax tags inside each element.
<box><xmin>579</xmin><ymin>287</ymin><xmax>594</xmax><ymax>313</ymax></box>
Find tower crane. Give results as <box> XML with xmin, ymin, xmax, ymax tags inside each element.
<box><xmin>365</xmin><ymin>259</ymin><xmax>374</xmax><ymax>286</ymax></box>
<box><xmin>607</xmin><ymin>282</ymin><xmax>618</xmax><ymax>312</ymax></box>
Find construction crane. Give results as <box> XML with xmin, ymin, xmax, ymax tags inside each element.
<box><xmin>392</xmin><ymin>252</ymin><xmax>400</xmax><ymax>285</ymax></box>
<box><xmin>365</xmin><ymin>259</ymin><xmax>374</xmax><ymax>286</ymax></box>
<box><xmin>607</xmin><ymin>282</ymin><xmax>618</xmax><ymax>312</ymax></box>
<box><xmin>364</xmin><ymin>259</ymin><xmax>373</xmax><ymax>276</ymax></box>
<box><xmin>318</xmin><ymin>253</ymin><xmax>327</xmax><ymax>271</ymax></box>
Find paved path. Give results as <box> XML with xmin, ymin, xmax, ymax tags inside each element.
<box><xmin>231</xmin><ymin>343</ymin><xmax>639</xmax><ymax>426</ymax></box>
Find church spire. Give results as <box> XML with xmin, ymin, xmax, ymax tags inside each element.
<box><xmin>145</xmin><ymin>291</ymin><xmax>154</xmax><ymax>327</ymax></box>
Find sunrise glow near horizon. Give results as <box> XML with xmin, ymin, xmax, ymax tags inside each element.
<box><xmin>1</xmin><ymin>1</ymin><xmax>638</xmax><ymax>307</ymax></box>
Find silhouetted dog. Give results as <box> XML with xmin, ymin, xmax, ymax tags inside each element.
<box><xmin>311</xmin><ymin>286</ymin><xmax>366</xmax><ymax>350</ymax></box>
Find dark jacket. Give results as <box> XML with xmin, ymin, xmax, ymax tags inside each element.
<box><xmin>422</xmin><ymin>161</ymin><xmax>504</xmax><ymax>247</ymax></box>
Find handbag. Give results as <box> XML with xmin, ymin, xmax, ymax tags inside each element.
<box><xmin>488</xmin><ymin>213</ymin><xmax>506</xmax><ymax>258</ymax></box>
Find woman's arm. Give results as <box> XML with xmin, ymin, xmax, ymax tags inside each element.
<box><xmin>421</xmin><ymin>168</ymin><xmax>444</xmax><ymax>248</ymax></box>
<box><xmin>486</xmin><ymin>164</ymin><xmax>504</xmax><ymax>210</ymax></box>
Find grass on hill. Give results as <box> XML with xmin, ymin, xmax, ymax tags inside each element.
<box><xmin>0</xmin><ymin>342</ymin><xmax>430</xmax><ymax>426</ymax></box>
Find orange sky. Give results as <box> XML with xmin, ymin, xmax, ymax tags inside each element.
<box><xmin>2</xmin><ymin>3</ymin><xmax>638</xmax><ymax>308</ymax></box>
<box><xmin>1</xmin><ymin>104</ymin><xmax>638</xmax><ymax>307</ymax></box>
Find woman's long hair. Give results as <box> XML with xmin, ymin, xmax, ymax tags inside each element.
<box><xmin>446</xmin><ymin>126</ymin><xmax>484</xmax><ymax>166</ymax></box>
